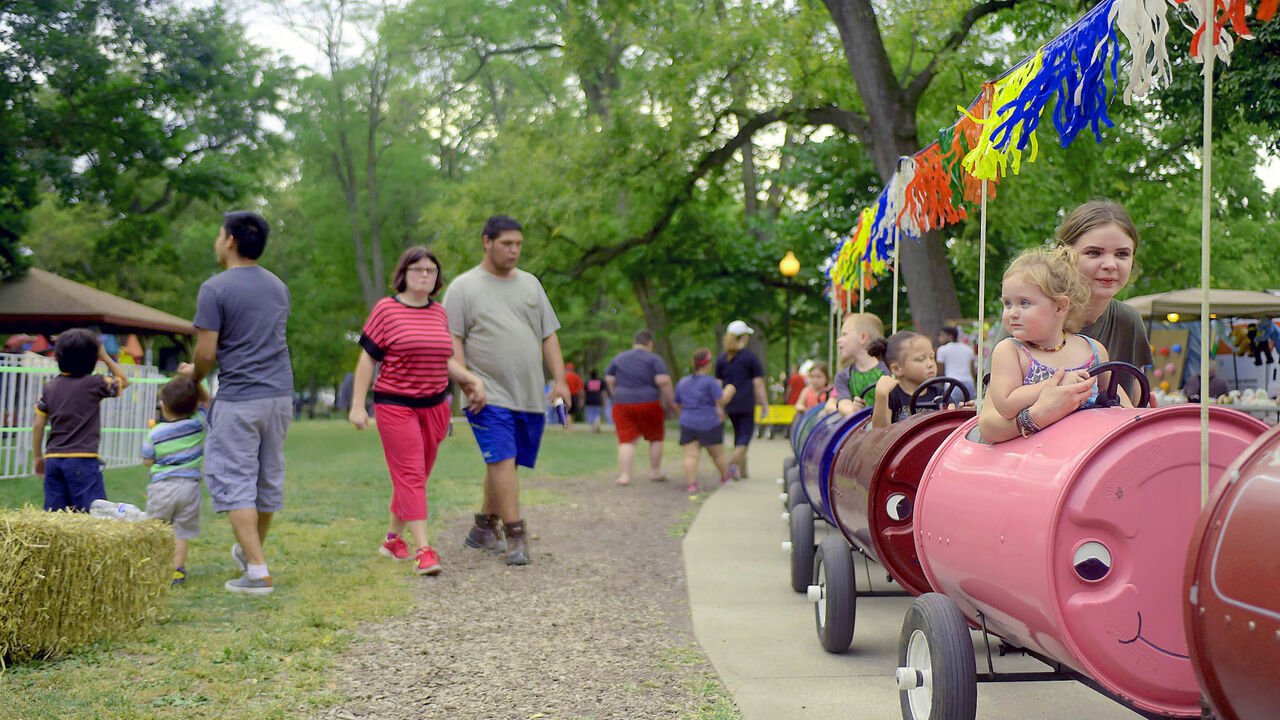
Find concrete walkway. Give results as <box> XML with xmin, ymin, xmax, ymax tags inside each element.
<box><xmin>683</xmin><ymin>436</ymin><xmax>1143</xmax><ymax>720</ymax></box>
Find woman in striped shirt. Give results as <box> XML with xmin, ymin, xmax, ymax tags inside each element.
<box><xmin>349</xmin><ymin>247</ymin><xmax>486</xmax><ymax>576</ymax></box>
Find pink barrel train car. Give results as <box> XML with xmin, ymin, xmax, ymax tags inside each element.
<box><xmin>894</xmin><ymin>363</ymin><xmax>1274</xmax><ymax>720</ymax></box>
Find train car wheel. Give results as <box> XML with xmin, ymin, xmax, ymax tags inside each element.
<box><xmin>785</xmin><ymin>464</ymin><xmax>800</xmax><ymax>496</ymax></box>
<box><xmin>789</xmin><ymin>503</ymin><xmax>815</xmax><ymax>593</ymax></box>
<box><xmin>787</xmin><ymin>481</ymin><xmax>805</xmax><ymax>512</ymax></box>
<box><xmin>782</xmin><ymin>455</ymin><xmax>797</xmax><ymax>478</ymax></box>
<box><xmin>812</xmin><ymin>535</ymin><xmax>855</xmax><ymax>653</ymax></box>
<box><xmin>896</xmin><ymin>593</ymin><xmax>976</xmax><ymax>720</ymax></box>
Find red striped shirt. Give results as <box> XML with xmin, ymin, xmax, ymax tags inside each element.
<box><xmin>360</xmin><ymin>297</ymin><xmax>452</xmax><ymax>398</ymax></box>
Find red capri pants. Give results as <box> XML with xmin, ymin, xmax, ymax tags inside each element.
<box><xmin>374</xmin><ymin>402</ymin><xmax>451</xmax><ymax>522</ymax></box>
<box><xmin>612</xmin><ymin>401</ymin><xmax>666</xmax><ymax>443</ymax></box>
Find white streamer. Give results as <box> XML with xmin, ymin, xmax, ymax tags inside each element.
<box><xmin>1111</xmin><ymin>0</ymin><xmax>1174</xmax><ymax>102</ymax></box>
<box><xmin>885</xmin><ymin>157</ymin><xmax>918</xmax><ymax>239</ymax></box>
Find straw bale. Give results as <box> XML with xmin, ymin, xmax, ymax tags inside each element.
<box><xmin>0</xmin><ymin>507</ymin><xmax>172</xmax><ymax>664</ymax></box>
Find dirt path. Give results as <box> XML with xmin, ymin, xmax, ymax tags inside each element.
<box><xmin>320</xmin><ymin>467</ymin><xmax>736</xmax><ymax>720</ymax></box>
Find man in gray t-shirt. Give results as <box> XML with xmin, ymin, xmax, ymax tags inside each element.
<box><xmin>443</xmin><ymin>214</ymin><xmax>569</xmax><ymax>566</ymax></box>
<box><xmin>180</xmin><ymin>210</ymin><xmax>292</xmax><ymax>596</ymax></box>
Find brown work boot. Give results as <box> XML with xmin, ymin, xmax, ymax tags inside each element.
<box><xmin>464</xmin><ymin>513</ymin><xmax>506</xmax><ymax>554</ymax></box>
<box><xmin>503</xmin><ymin>519</ymin><xmax>530</xmax><ymax>566</ymax></box>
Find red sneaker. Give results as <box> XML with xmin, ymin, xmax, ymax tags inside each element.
<box><xmin>415</xmin><ymin>545</ymin><xmax>442</xmax><ymax>575</ymax></box>
<box><xmin>380</xmin><ymin>535</ymin><xmax>410</xmax><ymax>560</ymax></box>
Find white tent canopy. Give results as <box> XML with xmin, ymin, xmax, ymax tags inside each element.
<box><xmin>1124</xmin><ymin>288</ymin><xmax>1280</xmax><ymax>319</ymax></box>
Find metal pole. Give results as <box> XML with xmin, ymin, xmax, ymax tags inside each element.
<box><xmin>785</xmin><ymin>282</ymin><xmax>793</xmax><ymax>373</ymax></box>
<box><xmin>1199</xmin><ymin>0</ymin><xmax>1216</xmax><ymax>507</ymax></box>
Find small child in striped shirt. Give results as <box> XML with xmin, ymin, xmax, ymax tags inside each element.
<box><xmin>142</xmin><ymin>376</ymin><xmax>210</xmax><ymax>586</ymax></box>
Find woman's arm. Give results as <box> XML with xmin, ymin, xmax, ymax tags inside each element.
<box><xmin>348</xmin><ymin>350</ymin><xmax>376</xmax><ymax>430</ymax></box>
<box><xmin>718</xmin><ymin>383</ymin><xmax>737</xmax><ymax>407</ymax></box>
<box><xmin>447</xmin><ymin>357</ymin><xmax>486</xmax><ymax>412</ymax></box>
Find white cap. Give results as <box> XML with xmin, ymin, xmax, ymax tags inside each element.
<box><xmin>726</xmin><ymin>320</ymin><xmax>754</xmax><ymax>336</ymax></box>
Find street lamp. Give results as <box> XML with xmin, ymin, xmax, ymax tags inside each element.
<box><xmin>779</xmin><ymin>251</ymin><xmax>801</xmax><ymax>373</ymax></box>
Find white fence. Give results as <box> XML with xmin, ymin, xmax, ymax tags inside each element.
<box><xmin>0</xmin><ymin>354</ymin><xmax>164</xmax><ymax>480</ymax></box>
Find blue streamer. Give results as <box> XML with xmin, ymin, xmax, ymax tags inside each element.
<box><xmin>1053</xmin><ymin>0</ymin><xmax>1121</xmax><ymax>146</ymax></box>
<box><xmin>990</xmin><ymin>0</ymin><xmax>1122</xmax><ymax>152</ymax></box>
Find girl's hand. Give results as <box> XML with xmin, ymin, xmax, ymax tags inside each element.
<box><xmin>349</xmin><ymin>407</ymin><xmax>370</xmax><ymax>430</ymax></box>
<box><xmin>462</xmin><ymin>377</ymin><xmax>487</xmax><ymax>413</ymax></box>
<box><xmin>850</xmin><ymin>396</ymin><xmax>866</xmax><ymax>411</ymax></box>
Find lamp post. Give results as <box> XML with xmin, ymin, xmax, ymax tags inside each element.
<box><xmin>779</xmin><ymin>251</ymin><xmax>801</xmax><ymax>373</ymax></box>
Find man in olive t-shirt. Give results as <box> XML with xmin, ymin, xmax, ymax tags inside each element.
<box><xmin>443</xmin><ymin>214</ymin><xmax>569</xmax><ymax>566</ymax></box>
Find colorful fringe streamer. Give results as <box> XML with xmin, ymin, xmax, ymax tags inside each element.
<box><xmin>1175</xmin><ymin>0</ymin><xmax>1277</xmax><ymax>65</ymax></box>
<box><xmin>963</xmin><ymin>52</ymin><xmax>1044</xmax><ymax>180</ymax></box>
<box><xmin>900</xmin><ymin>142</ymin><xmax>967</xmax><ymax>233</ymax></box>
<box><xmin>822</xmin><ymin>0</ymin><xmax>1277</xmax><ymax>297</ymax></box>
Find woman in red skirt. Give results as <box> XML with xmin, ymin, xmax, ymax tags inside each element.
<box><xmin>349</xmin><ymin>247</ymin><xmax>486</xmax><ymax>575</ymax></box>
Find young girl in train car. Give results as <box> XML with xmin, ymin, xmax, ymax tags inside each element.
<box><xmin>869</xmin><ymin>331</ymin><xmax>949</xmax><ymax>428</ymax></box>
<box><xmin>984</xmin><ymin>247</ymin><xmax>1131</xmax><ymax>440</ymax></box>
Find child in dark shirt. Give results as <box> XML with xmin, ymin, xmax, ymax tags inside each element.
<box><xmin>870</xmin><ymin>331</ymin><xmax>946</xmax><ymax>428</ymax></box>
<box><xmin>32</xmin><ymin>329</ymin><xmax>131</xmax><ymax>511</ymax></box>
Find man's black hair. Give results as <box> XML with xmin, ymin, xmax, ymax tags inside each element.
<box><xmin>482</xmin><ymin>215</ymin><xmax>523</xmax><ymax>240</ymax></box>
<box><xmin>634</xmin><ymin>329</ymin><xmax>654</xmax><ymax>346</ymax></box>
<box><xmin>54</xmin><ymin>328</ymin><xmax>99</xmax><ymax>377</ymax></box>
<box><xmin>939</xmin><ymin>326</ymin><xmax>959</xmax><ymax>342</ymax></box>
<box><xmin>223</xmin><ymin>211</ymin><xmax>270</xmax><ymax>260</ymax></box>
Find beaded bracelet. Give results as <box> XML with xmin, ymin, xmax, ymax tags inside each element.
<box><xmin>1016</xmin><ymin>407</ymin><xmax>1042</xmax><ymax>438</ymax></box>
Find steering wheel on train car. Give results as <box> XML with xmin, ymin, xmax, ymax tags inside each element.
<box><xmin>909</xmin><ymin>376</ymin><xmax>972</xmax><ymax>414</ymax></box>
<box><xmin>1086</xmin><ymin>361</ymin><xmax>1151</xmax><ymax>409</ymax></box>
<box><xmin>855</xmin><ymin>382</ymin><xmax>878</xmax><ymax>402</ymax></box>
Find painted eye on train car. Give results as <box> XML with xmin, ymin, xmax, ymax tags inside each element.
<box><xmin>886</xmin><ymin>493</ymin><xmax>912</xmax><ymax>521</ymax></box>
<box><xmin>1071</xmin><ymin>541</ymin><xmax>1112</xmax><ymax>582</ymax></box>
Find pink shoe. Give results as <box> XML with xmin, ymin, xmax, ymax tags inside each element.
<box><xmin>686</xmin><ymin>482</ymin><xmax>698</xmax><ymax>494</ymax></box>
<box><xmin>415</xmin><ymin>545</ymin><xmax>443</xmax><ymax>575</ymax></box>
<box><xmin>380</xmin><ymin>535</ymin><xmax>410</xmax><ymax>560</ymax></box>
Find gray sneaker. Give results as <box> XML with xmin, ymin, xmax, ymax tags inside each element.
<box><xmin>225</xmin><ymin>574</ymin><xmax>273</xmax><ymax>595</ymax></box>
<box><xmin>231</xmin><ymin>543</ymin><xmax>247</xmax><ymax>572</ymax></box>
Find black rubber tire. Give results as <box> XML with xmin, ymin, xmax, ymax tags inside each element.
<box><xmin>813</xmin><ymin>535</ymin><xmax>855</xmax><ymax>653</ymax></box>
<box><xmin>782</xmin><ymin>455</ymin><xmax>797</xmax><ymax>478</ymax></box>
<box><xmin>789</xmin><ymin>502</ymin><xmax>815</xmax><ymax>593</ymax></box>
<box><xmin>787</xmin><ymin>481</ymin><xmax>805</xmax><ymax>512</ymax></box>
<box><xmin>897</xmin><ymin>593</ymin><xmax>977</xmax><ymax>720</ymax></box>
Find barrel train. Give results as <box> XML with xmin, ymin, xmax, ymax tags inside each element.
<box><xmin>778</xmin><ymin>363</ymin><xmax>1279</xmax><ymax>720</ymax></box>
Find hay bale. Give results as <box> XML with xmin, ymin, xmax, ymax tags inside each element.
<box><xmin>0</xmin><ymin>507</ymin><xmax>172</xmax><ymax>663</ymax></box>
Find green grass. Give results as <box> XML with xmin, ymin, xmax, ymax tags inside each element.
<box><xmin>0</xmin><ymin>419</ymin><xmax>620</xmax><ymax>719</ymax></box>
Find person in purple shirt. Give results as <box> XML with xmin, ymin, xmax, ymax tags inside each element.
<box><xmin>673</xmin><ymin>348</ymin><xmax>737</xmax><ymax>493</ymax></box>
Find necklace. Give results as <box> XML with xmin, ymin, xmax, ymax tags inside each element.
<box><xmin>1024</xmin><ymin>334</ymin><xmax>1068</xmax><ymax>352</ymax></box>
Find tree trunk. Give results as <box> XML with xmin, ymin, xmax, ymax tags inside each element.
<box><xmin>631</xmin><ymin>275</ymin><xmax>678</xmax><ymax>377</ymax></box>
<box><xmin>822</xmin><ymin>0</ymin><xmax>961</xmax><ymax>337</ymax></box>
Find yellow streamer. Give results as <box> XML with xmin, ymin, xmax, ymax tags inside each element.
<box><xmin>962</xmin><ymin>51</ymin><xmax>1044</xmax><ymax>181</ymax></box>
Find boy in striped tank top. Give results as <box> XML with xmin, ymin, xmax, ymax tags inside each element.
<box><xmin>142</xmin><ymin>376</ymin><xmax>210</xmax><ymax>585</ymax></box>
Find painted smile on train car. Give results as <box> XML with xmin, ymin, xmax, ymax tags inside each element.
<box><xmin>1116</xmin><ymin>612</ymin><xmax>1188</xmax><ymax>660</ymax></box>
<box><xmin>1068</xmin><ymin>542</ymin><xmax>1188</xmax><ymax>660</ymax></box>
<box><xmin>1059</xmin><ymin>466</ymin><xmax>1201</xmax><ymax>697</ymax></box>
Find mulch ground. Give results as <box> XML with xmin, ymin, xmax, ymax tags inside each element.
<box><xmin>319</xmin><ymin>463</ymin><xmax>735</xmax><ymax>720</ymax></box>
